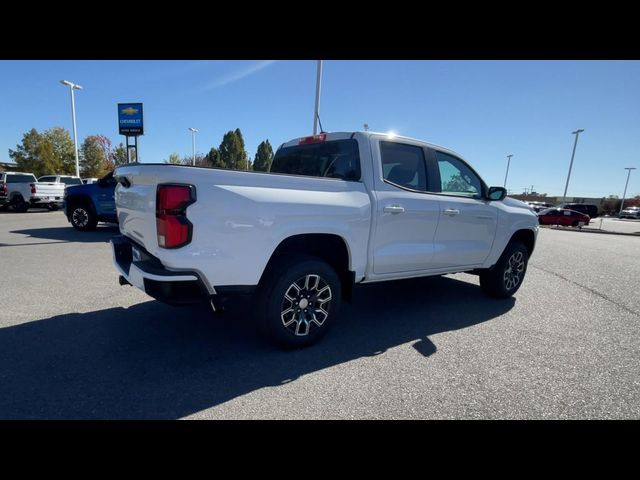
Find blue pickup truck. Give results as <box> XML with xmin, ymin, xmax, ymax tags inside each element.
<box><xmin>64</xmin><ymin>171</ymin><xmax>117</xmax><ymax>230</ymax></box>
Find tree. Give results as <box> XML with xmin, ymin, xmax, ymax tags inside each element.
<box><xmin>113</xmin><ymin>143</ymin><xmax>128</xmax><ymax>166</ymax></box>
<box><xmin>181</xmin><ymin>154</ymin><xmax>208</xmax><ymax>167</ymax></box>
<box><xmin>444</xmin><ymin>174</ymin><xmax>476</xmax><ymax>194</ymax></box>
<box><xmin>43</xmin><ymin>127</ymin><xmax>76</xmax><ymax>175</ymax></box>
<box><xmin>253</xmin><ymin>140</ymin><xmax>273</xmax><ymax>172</ymax></box>
<box><xmin>9</xmin><ymin>128</ymin><xmax>46</xmax><ymax>176</ymax></box>
<box><xmin>218</xmin><ymin>128</ymin><xmax>248</xmax><ymax>170</ymax></box>
<box><xmin>36</xmin><ymin>140</ymin><xmax>63</xmax><ymax>176</ymax></box>
<box><xmin>94</xmin><ymin>135</ymin><xmax>115</xmax><ymax>172</ymax></box>
<box><xmin>80</xmin><ymin>135</ymin><xmax>111</xmax><ymax>177</ymax></box>
<box><xmin>206</xmin><ymin>147</ymin><xmax>224</xmax><ymax>168</ymax></box>
<box><xmin>165</xmin><ymin>153</ymin><xmax>182</xmax><ymax>164</ymax></box>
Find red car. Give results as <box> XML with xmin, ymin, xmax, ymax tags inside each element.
<box><xmin>538</xmin><ymin>208</ymin><xmax>590</xmax><ymax>227</ymax></box>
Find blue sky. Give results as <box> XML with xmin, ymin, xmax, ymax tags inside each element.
<box><xmin>1</xmin><ymin>60</ymin><xmax>639</xmax><ymax>198</ymax></box>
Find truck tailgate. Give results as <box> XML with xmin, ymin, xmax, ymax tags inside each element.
<box><xmin>35</xmin><ymin>182</ymin><xmax>65</xmax><ymax>198</ymax></box>
<box><xmin>114</xmin><ymin>166</ymin><xmax>159</xmax><ymax>252</ymax></box>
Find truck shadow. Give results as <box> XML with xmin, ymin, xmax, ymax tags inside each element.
<box><xmin>9</xmin><ymin>225</ymin><xmax>119</xmax><ymax>244</ymax></box>
<box><xmin>0</xmin><ymin>275</ymin><xmax>514</xmax><ymax>419</ymax></box>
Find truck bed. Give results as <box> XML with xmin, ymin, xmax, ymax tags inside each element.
<box><xmin>114</xmin><ymin>164</ymin><xmax>372</xmax><ymax>288</ymax></box>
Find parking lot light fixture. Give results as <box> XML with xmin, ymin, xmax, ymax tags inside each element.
<box><xmin>561</xmin><ymin>128</ymin><xmax>585</xmax><ymax>204</ymax></box>
<box><xmin>59</xmin><ymin>80</ymin><xmax>83</xmax><ymax>177</ymax></box>
<box><xmin>619</xmin><ymin>167</ymin><xmax>637</xmax><ymax>215</ymax></box>
<box><xmin>188</xmin><ymin>128</ymin><xmax>198</xmax><ymax>166</ymax></box>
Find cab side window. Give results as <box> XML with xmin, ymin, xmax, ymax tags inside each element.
<box><xmin>380</xmin><ymin>141</ymin><xmax>427</xmax><ymax>192</ymax></box>
<box><xmin>435</xmin><ymin>151</ymin><xmax>482</xmax><ymax>198</ymax></box>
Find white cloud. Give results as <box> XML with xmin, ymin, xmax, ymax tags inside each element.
<box><xmin>202</xmin><ymin>60</ymin><xmax>277</xmax><ymax>90</ymax></box>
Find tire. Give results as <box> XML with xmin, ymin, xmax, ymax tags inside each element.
<box><xmin>9</xmin><ymin>195</ymin><xmax>29</xmax><ymax>213</ymax></box>
<box><xmin>47</xmin><ymin>204</ymin><xmax>59</xmax><ymax>211</ymax></box>
<box><xmin>69</xmin><ymin>203</ymin><xmax>98</xmax><ymax>231</ymax></box>
<box><xmin>572</xmin><ymin>220</ymin><xmax>579</xmax><ymax>227</ymax></box>
<box><xmin>479</xmin><ymin>240</ymin><xmax>529</xmax><ymax>299</ymax></box>
<box><xmin>256</xmin><ymin>255</ymin><xmax>342</xmax><ymax>349</ymax></box>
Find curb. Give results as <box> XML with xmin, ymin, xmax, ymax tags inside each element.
<box><xmin>539</xmin><ymin>225</ymin><xmax>640</xmax><ymax>237</ymax></box>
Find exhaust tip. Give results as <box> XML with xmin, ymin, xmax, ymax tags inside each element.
<box><xmin>119</xmin><ymin>275</ymin><xmax>131</xmax><ymax>286</ymax></box>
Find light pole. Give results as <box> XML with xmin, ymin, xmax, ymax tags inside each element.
<box><xmin>619</xmin><ymin>167</ymin><xmax>637</xmax><ymax>215</ymax></box>
<box><xmin>561</xmin><ymin>128</ymin><xmax>585</xmax><ymax>204</ymax></box>
<box><xmin>313</xmin><ymin>60</ymin><xmax>323</xmax><ymax>134</ymax></box>
<box><xmin>188</xmin><ymin>127</ymin><xmax>198</xmax><ymax>166</ymax></box>
<box><xmin>504</xmin><ymin>154</ymin><xmax>513</xmax><ymax>188</ymax></box>
<box><xmin>59</xmin><ymin>80</ymin><xmax>82</xmax><ymax>177</ymax></box>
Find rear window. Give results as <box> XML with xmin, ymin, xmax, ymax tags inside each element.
<box><xmin>6</xmin><ymin>174</ymin><xmax>37</xmax><ymax>183</ymax></box>
<box><xmin>38</xmin><ymin>176</ymin><xmax>56</xmax><ymax>183</ymax></box>
<box><xmin>61</xmin><ymin>177</ymin><xmax>82</xmax><ymax>185</ymax></box>
<box><xmin>270</xmin><ymin>139</ymin><xmax>361</xmax><ymax>181</ymax></box>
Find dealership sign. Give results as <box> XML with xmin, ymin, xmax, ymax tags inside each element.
<box><xmin>118</xmin><ymin>103</ymin><xmax>144</xmax><ymax>135</ymax></box>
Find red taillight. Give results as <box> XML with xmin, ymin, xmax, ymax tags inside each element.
<box><xmin>30</xmin><ymin>183</ymin><xmax>36</xmax><ymax>194</ymax></box>
<box><xmin>298</xmin><ymin>133</ymin><xmax>326</xmax><ymax>145</ymax></box>
<box><xmin>1</xmin><ymin>183</ymin><xmax>7</xmax><ymax>194</ymax></box>
<box><xmin>156</xmin><ymin>184</ymin><xmax>195</xmax><ymax>249</ymax></box>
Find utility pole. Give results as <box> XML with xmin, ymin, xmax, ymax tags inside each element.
<box><xmin>561</xmin><ymin>129</ymin><xmax>585</xmax><ymax>204</ymax></box>
<box><xmin>619</xmin><ymin>167</ymin><xmax>637</xmax><ymax>215</ymax></box>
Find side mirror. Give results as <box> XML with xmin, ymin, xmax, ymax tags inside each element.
<box><xmin>487</xmin><ymin>186</ymin><xmax>507</xmax><ymax>201</ymax></box>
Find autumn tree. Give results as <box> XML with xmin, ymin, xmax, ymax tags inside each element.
<box><xmin>43</xmin><ymin>127</ymin><xmax>76</xmax><ymax>175</ymax></box>
<box><xmin>9</xmin><ymin>128</ymin><xmax>45</xmax><ymax>176</ymax></box>
<box><xmin>113</xmin><ymin>143</ymin><xmax>128</xmax><ymax>165</ymax></box>
<box><xmin>80</xmin><ymin>135</ymin><xmax>111</xmax><ymax>177</ymax></box>
<box><xmin>8</xmin><ymin>128</ymin><xmax>71</xmax><ymax>177</ymax></box>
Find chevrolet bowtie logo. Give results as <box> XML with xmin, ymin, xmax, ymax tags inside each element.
<box><xmin>121</xmin><ymin>107</ymin><xmax>139</xmax><ymax>115</ymax></box>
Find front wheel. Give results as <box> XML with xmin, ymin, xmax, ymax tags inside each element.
<box><xmin>69</xmin><ymin>204</ymin><xmax>98</xmax><ymax>231</ymax></box>
<box><xmin>479</xmin><ymin>240</ymin><xmax>529</xmax><ymax>298</ymax></box>
<box><xmin>257</xmin><ymin>255</ymin><xmax>342</xmax><ymax>349</ymax></box>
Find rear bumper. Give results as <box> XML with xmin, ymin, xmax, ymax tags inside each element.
<box><xmin>111</xmin><ymin>235</ymin><xmax>211</xmax><ymax>305</ymax></box>
<box><xmin>31</xmin><ymin>195</ymin><xmax>63</xmax><ymax>205</ymax></box>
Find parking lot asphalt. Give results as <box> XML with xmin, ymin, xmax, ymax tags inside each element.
<box><xmin>581</xmin><ymin>217</ymin><xmax>640</xmax><ymax>235</ymax></box>
<box><xmin>1</xmin><ymin>209</ymin><xmax>639</xmax><ymax>419</ymax></box>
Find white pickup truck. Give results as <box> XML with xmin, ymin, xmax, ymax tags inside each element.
<box><xmin>0</xmin><ymin>172</ymin><xmax>64</xmax><ymax>211</ymax></box>
<box><xmin>111</xmin><ymin>131</ymin><xmax>538</xmax><ymax>348</ymax></box>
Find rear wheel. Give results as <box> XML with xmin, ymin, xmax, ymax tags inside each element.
<box><xmin>9</xmin><ymin>195</ymin><xmax>29</xmax><ymax>213</ymax></box>
<box><xmin>256</xmin><ymin>255</ymin><xmax>342</xmax><ymax>349</ymax></box>
<box><xmin>47</xmin><ymin>204</ymin><xmax>60</xmax><ymax>211</ymax></box>
<box><xmin>480</xmin><ymin>240</ymin><xmax>529</xmax><ymax>298</ymax></box>
<box><xmin>69</xmin><ymin>203</ymin><xmax>97</xmax><ymax>231</ymax></box>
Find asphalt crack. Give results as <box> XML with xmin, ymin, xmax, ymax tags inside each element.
<box><xmin>530</xmin><ymin>264</ymin><xmax>640</xmax><ymax>318</ymax></box>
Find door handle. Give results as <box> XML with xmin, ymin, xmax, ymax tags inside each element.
<box><xmin>384</xmin><ymin>205</ymin><xmax>405</xmax><ymax>214</ymax></box>
<box><xmin>443</xmin><ymin>208</ymin><xmax>460</xmax><ymax>216</ymax></box>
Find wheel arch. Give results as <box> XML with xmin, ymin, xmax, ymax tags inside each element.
<box><xmin>259</xmin><ymin>233</ymin><xmax>355</xmax><ymax>302</ymax></box>
<box><xmin>509</xmin><ymin>228</ymin><xmax>535</xmax><ymax>257</ymax></box>
<box><xmin>65</xmin><ymin>195</ymin><xmax>96</xmax><ymax>218</ymax></box>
